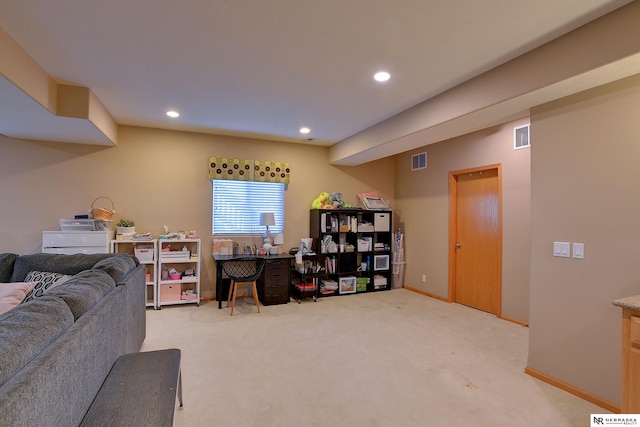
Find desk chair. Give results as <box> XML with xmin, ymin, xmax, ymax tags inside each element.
<box><xmin>222</xmin><ymin>257</ymin><xmax>266</xmax><ymax>316</ymax></box>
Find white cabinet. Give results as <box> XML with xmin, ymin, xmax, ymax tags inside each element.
<box><xmin>157</xmin><ymin>239</ymin><xmax>200</xmax><ymax>308</ymax></box>
<box><xmin>42</xmin><ymin>231</ymin><xmax>114</xmax><ymax>254</ymax></box>
<box><xmin>111</xmin><ymin>239</ymin><xmax>158</xmax><ymax>309</ymax></box>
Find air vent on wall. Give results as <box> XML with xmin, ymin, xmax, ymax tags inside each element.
<box><xmin>411</xmin><ymin>152</ymin><xmax>427</xmax><ymax>171</ymax></box>
<box><xmin>514</xmin><ymin>124</ymin><xmax>530</xmax><ymax>150</ymax></box>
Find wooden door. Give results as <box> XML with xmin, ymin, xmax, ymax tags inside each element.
<box><xmin>622</xmin><ymin>309</ymin><xmax>640</xmax><ymax>413</ymax></box>
<box><xmin>449</xmin><ymin>165</ymin><xmax>502</xmax><ymax>315</ymax></box>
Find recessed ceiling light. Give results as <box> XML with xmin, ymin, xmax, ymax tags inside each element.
<box><xmin>374</xmin><ymin>71</ymin><xmax>390</xmax><ymax>82</ymax></box>
<box><xmin>300</xmin><ymin>127</ymin><xmax>311</xmax><ymax>134</ymax></box>
<box><xmin>166</xmin><ymin>110</ymin><xmax>180</xmax><ymax>118</ymax></box>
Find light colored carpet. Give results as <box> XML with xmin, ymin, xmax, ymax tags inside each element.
<box><xmin>142</xmin><ymin>289</ymin><xmax>607</xmax><ymax>427</ymax></box>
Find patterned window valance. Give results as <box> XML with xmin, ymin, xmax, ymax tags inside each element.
<box><xmin>209</xmin><ymin>157</ymin><xmax>291</xmax><ymax>183</ymax></box>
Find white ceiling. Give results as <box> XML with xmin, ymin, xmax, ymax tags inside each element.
<box><xmin>0</xmin><ymin>0</ymin><xmax>635</xmax><ymax>149</ymax></box>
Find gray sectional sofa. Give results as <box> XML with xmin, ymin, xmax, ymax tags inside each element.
<box><xmin>0</xmin><ymin>252</ymin><xmax>146</xmax><ymax>426</ymax></box>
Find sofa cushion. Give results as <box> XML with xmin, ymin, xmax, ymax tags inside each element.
<box><xmin>0</xmin><ymin>253</ymin><xmax>17</xmax><ymax>283</ymax></box>
<box><xmin>92</xmin><ymin>254</ymin><xmax>139</xmax><ymax>284</ymax></box>
<box><xmin>0</xmin><ymin>282</ymin><xmax>36</xmax><ymax>315</ymax></box>
<box><xmin>21</xmin><ymin>271</ymin><xmax>72</xmax><ymax>303</ymax></box>
<box><xmin>46</xmin><ymin>270</ymin><xmax>115</xmax><ymax>320</ymax></box>
<box><xmin>10</xmin><ymin>253</ymin><xmax>115</xmax><ymax>283</ymax></box>
<box><xmin>0</xmin><ymin>295</ymin><xmax>74</xmax><ymax>387</ymax></box>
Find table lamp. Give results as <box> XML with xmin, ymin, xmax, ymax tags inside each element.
<box><xmin>260</xmin><ymin>212</ymin><xmax>275</xmax><ymax>250</ymax></box>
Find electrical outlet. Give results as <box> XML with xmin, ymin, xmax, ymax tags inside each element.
<box><xmin>421</xmin><ymin>274</ymin><xmax>427</xmax><ymax>282</ymax></box>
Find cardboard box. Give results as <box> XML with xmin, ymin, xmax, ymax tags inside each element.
<box><xmin>160</xmin><ymin>283</ymin><xmax>181</xmax><ymax>303</ymax></box>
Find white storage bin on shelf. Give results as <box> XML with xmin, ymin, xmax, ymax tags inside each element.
<box><xmin>160</xmin><ymin>249</ymin><xmax>190</xmax><ymax>260</ymax></box>
<box><xmin>374</xmin><ymin>213</ymin><xmax>391</xmax><ymax>232</ymax></box>
<box><xmin>134</xmin><ymin>246</ymin><xmax>155</xmax><ymax>263</ymax></box>
<box><xmin>157</xmin><ymin>238</ymin><xmax>201</xmax><ymax>308</ymax></box>
<box><xmin>112</xmin><ymin>239</ymin><xmax>158</xmax><ymax>309</ymax></box>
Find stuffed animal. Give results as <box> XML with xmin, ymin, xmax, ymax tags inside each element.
<box><xmin>311</xmin><ymin>192</ymin><xmax>331</xmax><ymax>209</ymax></box>
<box><xmin>329</xmin><ymin>192</ymin><xmax>344</xmax><ymax>208</ymax></box>
<box><xmin>329</xmin><ymin>192</ymin><xmax>351</xmax><ymax>209</ymax></box>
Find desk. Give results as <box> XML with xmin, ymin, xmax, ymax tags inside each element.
<box><xmin>213</xmin><ymin>254</ymin><xmax>293</xmax><ymax>309</ymax></box>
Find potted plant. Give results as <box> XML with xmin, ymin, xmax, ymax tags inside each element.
<box><xmin>116</xmin><ymin>219</ymin><xmax>136</xmax><ymax>235</ymax></box>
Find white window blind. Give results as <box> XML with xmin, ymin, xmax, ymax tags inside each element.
<box><xmin>212</xmin><ymin>180</ymin><xmax>284</xmax><ymax>235</ymax></box>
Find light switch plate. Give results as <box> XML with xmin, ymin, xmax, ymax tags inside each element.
<box><xmin>573</xmin><ymin>243</ymin><xmax>584</xmax><ymax>259</ymax></box>
<box><xmin>553</xmin><ymin>241</ymin><xmax>570</xmax><ymax>258</ymax></box>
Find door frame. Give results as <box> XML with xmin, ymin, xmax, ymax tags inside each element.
<box><xmin>447</xmin><ymin>163</ymin><xmax>503</xmax><ymax>316</ymax></box>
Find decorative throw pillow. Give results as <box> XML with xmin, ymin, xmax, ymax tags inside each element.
<box><xmin>21</xmin><ymin>271</ymin><xmax>72</xmax><ymax>303</ymax></box>
<box><xmin>0</xmin><ymin>282</ymin><xmax>36</xmax><ymax>315</ymax></box>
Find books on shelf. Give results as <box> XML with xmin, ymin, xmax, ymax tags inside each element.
<box><xmin>339</xmin><ymin>216</ymin><xmax>358</xmax><ymax>232</ymax></box>
<box><xmin>324</xmin><ymin>256</ymin><xmax>337</xmax><ymax>273</ymax></box>
<box><xmin>320</xmin><ymin>279</ymin><xmax>338</xmax><ymax>294</ymax></box>
<box><xmin>374</xmin><ymin>242</ymin><xmax>390</xmax><ymax>251</ymax></box>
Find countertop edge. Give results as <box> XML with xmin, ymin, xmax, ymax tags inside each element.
<box><xmin>613</xmin><ymin>295</ymin><xmax>640</xmax><ymax>310</ymax></box>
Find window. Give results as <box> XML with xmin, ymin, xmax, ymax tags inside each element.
<box><xmin>212</xmin><ymin>180</ymin><xmax>284</xmax><ymax>235</ymax></box>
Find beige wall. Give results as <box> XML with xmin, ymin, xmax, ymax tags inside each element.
<box><xmin>394</xmin><ymin>118</ymin><xmax>531</xmax><ymax>323</ymax></box>
<box><xmin>528</xmin><ymin>74</ymin><xmax>640</xmax><ymax>407</ymax></box>
<box><xmin>0</xmin><ymin>126</ymin><xmax>394</xmax><ymax>298</ymax></box>
<box><xmin>3</xmin><ymin>70</ymin><xmax>639</xmax><ymax>409</ymax></box>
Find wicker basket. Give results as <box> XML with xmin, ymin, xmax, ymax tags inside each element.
<box><xmin>90</xmin><ymin>196</ymin><xmax>115</xmax><ymax>220</ymax></box>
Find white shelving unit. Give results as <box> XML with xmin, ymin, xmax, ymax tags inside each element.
<box><xmin>157</xmin><ymin>238</ymin><xmax>200</xmax><ymax>308</ymax></box>
<box><xmin>111</xmin><ymin>239</ymin><xmax>158</xmax><ymax>309</ymax></box>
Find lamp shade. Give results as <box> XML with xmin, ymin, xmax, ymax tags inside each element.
<box><xmin>260</xmin><ymin>212</ymin><xmax>275</xmax><ymax>227</ymax></box>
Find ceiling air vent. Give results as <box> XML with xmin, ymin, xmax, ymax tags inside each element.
<box><xmin>411</xmin><ymin>152</ymin><xmax>427</xmax><ymax>171</ymax></box>
<box><xmin>514</xmin><ymin>124</ymin><xmax>530</xmax><ymax>150</ymax></box>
